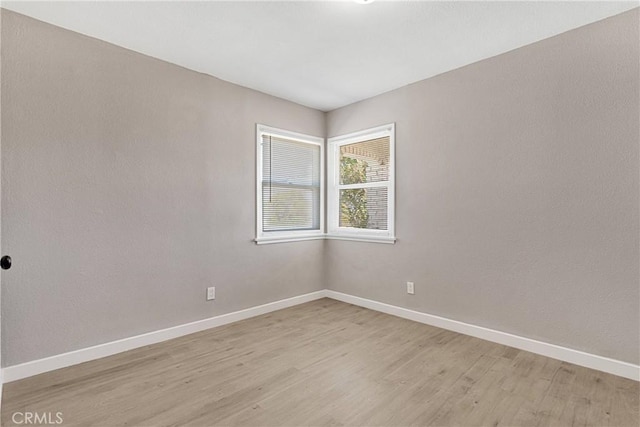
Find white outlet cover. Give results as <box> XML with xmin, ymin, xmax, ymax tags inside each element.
<box><xmin>407</xmin><ymin>282</ymin><xmax>415</xmax><ymax>295</ymax></box>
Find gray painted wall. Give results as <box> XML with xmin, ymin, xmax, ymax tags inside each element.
<box><xmin>1</xmin><ymin>11</ymin><xmax>325</xmax><ymax>367</ymax></box>
<box><xmin>1</xmin><ymin>8</ymin><xmax>638</xmax><ymax>369</ymax></box>
<box><xmin>326</xmin><ymin>9</ymin><xmax>639</xmax><ymax>365</ymax></box>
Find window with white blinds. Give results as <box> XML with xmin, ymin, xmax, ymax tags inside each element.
<box><xmin>328</xmin><ymin>124</ymin><xmax>396</xmax><ymax>243</ymax></box>
<box><xmin>256</xmin><ymin>125</ymin><xmax>324</xmax><ymax>243</ymax></box>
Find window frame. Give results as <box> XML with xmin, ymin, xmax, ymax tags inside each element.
<box><xmin>327</xmin><ymin>123</ymin><xmax>396</xmax><ymax>244</ymax></box>
<box><xmin>255</xmin><ymin>124</ymin><xmax>325</xmax><ymax>245</ymax></box>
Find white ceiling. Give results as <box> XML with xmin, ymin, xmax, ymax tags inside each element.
<box><xmin>2</xmin><ymin>1</ymin><xmax>638</xmax><ymax>111</ymax></box>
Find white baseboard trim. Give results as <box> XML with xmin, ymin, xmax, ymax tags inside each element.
<box><xmin>2</xmin><ymin>290</ymin><xmax>327</xmax><ymax>383</ymax></box>
<box><xmin>4</xmin><ymin>289</ymin><xmax>637</xmax><ymax>384</ymax></box>
<box><xmin>325</xmin><ymin>290</ymin><xmax>639</xmax><ymax>381</ymax></box>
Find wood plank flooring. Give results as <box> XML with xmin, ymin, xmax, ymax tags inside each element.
<box><xmin>2</xmin><ymin>298</ymin><xmax>638</xmax><ymax>426</ymax></box>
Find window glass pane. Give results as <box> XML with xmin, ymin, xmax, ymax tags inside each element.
<box><xmin>261</xmin><ymin>134</ymin><xmax>321</xmax><ymax>233</ymax></box>
<box><xmin>340</xmin><ymin>137</ymin><xmax>390</xmax><ymax>185</ymax></box>
<box><xmin>339</xmin><ymin>187</ymin><xmax>388</xmax><ymax>230</ymax></box>
<box><xmin>263</xmin><ymin>185</ymin><xmax>320</xmax><ymax>232</ymax></box>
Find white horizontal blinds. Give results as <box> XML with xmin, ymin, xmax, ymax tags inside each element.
<box><xmin>338</xmin><ymin>136</ymin><xmax>390</xmax><ymax>230</ymax></box>
<box><xmin>262</xmin><ymin>134</ymin><xmax>321</xmax><ymax>232</ymax></box>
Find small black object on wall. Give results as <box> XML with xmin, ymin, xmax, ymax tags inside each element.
<box><xmin>1</xmin><ymin>255</ymin><xmax>12</xmax><ymax>270</ymax></box>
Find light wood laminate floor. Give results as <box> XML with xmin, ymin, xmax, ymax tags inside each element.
<box><xmin>2</xmin><ymin>298</ymin><xmax>638</xmax><ymax>426</ymax></box>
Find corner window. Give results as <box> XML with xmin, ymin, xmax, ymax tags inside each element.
<box><xmin>327</xmin><ymin>124</ymin><xmax>396</xmax><ymax>243</ymax></box>
<box><xmin>256</xmin><ymin>125</ymin><xmax>324</xmax><ymax>244</ymax></box>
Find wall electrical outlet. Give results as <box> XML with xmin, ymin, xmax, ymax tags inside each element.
<box><xmin>407</xmin><ymin>282</ymin><xmax>415</xmax><ymax>295</ymax></box>
<box><xmin>207</xmin><ymin>287</ymin><xmax>216</xmax><ymax>301</ymax></box>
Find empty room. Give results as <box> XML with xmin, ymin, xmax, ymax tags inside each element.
<box><xmin>0</xmin><ymin>0</ymin><xmax>638</xmax><ymax>426</ymax></box>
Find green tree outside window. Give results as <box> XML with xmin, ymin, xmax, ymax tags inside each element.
<box><xmin>340</xmin><ymin>157</ymin><xmax>369</xmax><ymax>228</ymax></box>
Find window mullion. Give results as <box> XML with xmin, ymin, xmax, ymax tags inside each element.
<box><xmin>337</xmin><ymin>181</ymin><xmax>390</xmax><ymax>191</ymax></box>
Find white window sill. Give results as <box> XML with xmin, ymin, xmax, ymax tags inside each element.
<box><xmin>255</xmin><ymin>234</ymin><xmax>326</xmax><ymax>245</ymax></box>
<box><xmin>325</xmin><ymin>234</ymin><xmax>396</xmax><ymax>244</ymax></box>
<box><xmin>255</xmin><ymin>234</ymin><xmax>396</xmax><ymax>245</ymax></box>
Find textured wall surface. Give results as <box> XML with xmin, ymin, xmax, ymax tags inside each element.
<box><xmin>2</xmin><ymin>8</ymin><xmax>638</xmax><ymax>369</ymax></box>
<box><xmin>326</xmin><ymin>9</ymin><xmax>639</xmax><ymax>364</ymax></box>
<box><xmin>1</xmin><ymin>10</ymin><xmax>325</xmax><ymax>366</ymax></box>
